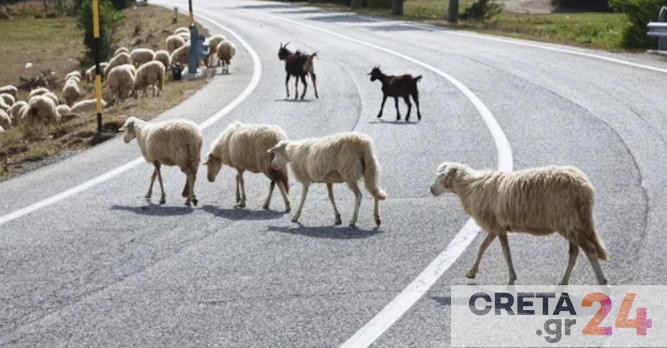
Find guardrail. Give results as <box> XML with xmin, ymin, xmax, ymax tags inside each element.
<box><xmin>647</xmin><ymin>6</ymin><xmax>667</xmax><ymax>51</ymax></box>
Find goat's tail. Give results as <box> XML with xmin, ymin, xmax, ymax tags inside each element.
<box><xmin>413</xmin><ymin>75</ymin><xmax>423</xmax><ymax>82</ymax></box>
<box><xmin>362</xmin><ymin>145</ymin><xmax>387</xmax><ymax>200</ymax></box>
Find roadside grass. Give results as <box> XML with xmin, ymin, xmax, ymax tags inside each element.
<box><xmin>0</xmin><ymin>3</ymin><xmax>211</xmax><ymax>180</ymax></box>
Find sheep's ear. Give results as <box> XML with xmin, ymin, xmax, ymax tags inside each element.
<box><xmin>202</xmin><ymin>155</ymin><xmax>209</xmax><ymax>166</ymax></box>
<box><xmin>267</xmin><ymin>143</ymin><xmax>284</xmax><ymax>154</ymax></box>
<box><xmin>446</xmin><ymin>167</ymin><xmax>458</xmax><ymax>178</ymax></box>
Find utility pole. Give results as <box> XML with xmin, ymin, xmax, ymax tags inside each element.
<box><xmin>92</xmin><ymin>0</ymin><xmax>103</xmax><ymax>133</ymax></box>
<box><xmin>448</xmin><ymin>0</ymin><xmax>459</xmax><ymax>23</ymax></box>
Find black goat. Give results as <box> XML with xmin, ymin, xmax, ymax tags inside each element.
<box><xmin>278</xmin><ymin>42</ymin><xmax>318</xmax><ymax>100</ymax></box>
<box><xmin>368</xmin><ymin>66</ymin><xmax>422</xmax><ymax>122</ymax></box>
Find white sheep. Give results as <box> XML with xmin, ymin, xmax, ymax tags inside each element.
<box><xmin>268</xmin><ymin>132</ymin><xmax>387</xmax><ymax>227</ymax></box>
<box><xmin>130</xmin><ymin>48</ymin><xmax>155</xmax><ymax>67</ymax></box>
<box><xmin>70</xmin><ymin>99</ymin><xmax>107</xmax><ymax>114</ymax></box>
<box><xmin>1</xmin><ymin>93</ymin><xmax>15</xmax><ymax>106</ymax></box>
<box><xmin>166</xmin><ymin>34</ymin><xmax>186</xmax><ymax>53</ymax></box>
<box><xmin>107</xmin><ymin>65</ymin><xmax>136</xmax><ymax>104</ymax></box>
<box><xmin>133</xmin><ymin>61</ymin><xmax>165</xmax><ymax>99</ymax></box>
<box><xmin>56</xmin><ymin>104</ymin><xmax>71</xmax><ymax>116</ymax></box>
<box><xmin>21</xmin><ymin>95</ymin><xmax>59</xmax><ymax>132</ymax></box>
<box><xmin>153</xmin><ymin>50</ymin><xmax>171</xmax><ymax>71</ymax></box>
<box><xmin>430</xmin><ymin>162</ymin><xmax>609</xmax><ymax>285</ymax></box>
<box><xmin>174</xmin><ymin>27</ymin><xmax>189</xmax><ymax>35</ymax></box>
<box><xmin>0</xmin><ymin>125</ymin><xmax>4</xmax><ymax>133</ymax></box>
<box><xmin>119</xmin><ymin>116</ymin><xmax>203</xmax><ymax>206</ymax></box>
<box><xmin>104</xmin><ymin>52</ymin><xmax>131</xmax><ymax>76</ymax></box>
<box><xmin>8</xmin><ymin>101</ymin><xmax>27</xmax><ymax>123</ymax></box>
<box><xmin>85</xmin><ymin>62</ymin><xmax>109</xmax><ymax>83</ymax></box>
<box><xmin>28</xmin><ymin>87</ymin><xmax>50</xmax><ymax>98</ymax></box>
<box><xmin>216</xmin><ymin>41</ymin><xmax>236</xmax><ymax>74</ymax></box>
<box><xmin>0</xmin><ymin>109</ymin><xmax>11</xmax><ymax>130</ymax></box>
<box><xmin>114</xmin><ymin>47</ymin><xmax>130</xmax><ymax>56</ymax></box>
<box><xmin>0</xmin><ymin>85</ymin><xmax>18</xmax><ymax>98</ymax></box>
<box><xmin>205</xmin><ymin>34</ymin><xmax>227</xmax><ymax>66</ymax></box>
<box><xmin>0</xmin><ymin>99</ymin><xmax>9</xmax><ymax>112</ymax></box>
<box><xmin>42</xmin><ymin>92</ymin><xmax>59</xmax><ymax>106</ymax></box>
<box><xmin>204</xmin><ymin>122</ymin><xmax>291</xmax><ymax>211</ymax></box>
<box><xmin>170</xmin><ymin>42</ymin><xmax>191</xmax><ymax>66</ymax></box>
<box><xmin>61</xmin><ymin>80</ymin><xmax>80</xmax><ymax>106</ymax></box>
<box><xmin>65</xmin><ymin>71</ymin><xmax>82</xmax><ymax>81</ymax></box>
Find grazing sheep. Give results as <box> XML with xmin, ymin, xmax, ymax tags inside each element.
<box><xmin>268</xmin><ymin>132</ymin><xmax>387</xmax><ymax>227</ymax></box>
<box><xmin>66</xmin><ymin>75</ymin><xmax>81</xmax><ymax>85</ymax></box>
<box><xmin>0</xmin><ymin>85</ymin><xmax>18</xmax><ymax>98</ymax></box>
<box><xmin>0</xmin><ymin>110</ymin><xmax>11</xmax><ymax>130</ymax></box>
<box><xmin>278</xmin><ymin>42</ymin><xmax>318</xmax><ymax>100</ymax></box>
<box><xmin>430</xmin><ymin>162</ymin><xmax>609</xmax><ymax>285</ymax></box>
<box><xmin>104</xmin><ymin>52</ymin><xmax>131</xmax><ymax>77</ymax></box>
<box><xmin>85</xmin><ymin>62</ymin><xmax>109</xmax><ymax>83</ymax></box>
<box><xmin>130</xmin><ymin>48</ymin><xmax>156</xmax><ymax>67</ymax></box>
<box><xmin>1</xmin><ymin>93</ymin><xmax>15</xmax><ymax>106</ymax></box>
<box><xmin>204</xmin><ymin>122</ymin><xmax>291</xmax><ymax>211</ymax></box>
<box><xmin>153</xmin><ymin>50</ymin><xmax>172</xmax><ymax>71</ymax></box>
<box><xmin>107</xmin><ymin>65</ymin><xmax>136</xmax><ymax>104</ymax></box>
<box><xmin>177</xmin><ymin>32</ymin><xmax>190</xmax><ymax>42</ymax></box>
<box><xmin>166</xmin><ymin>34</ymin><xmax>186</xmax><ymax>53</ymax></box>
<box><xmin>114</xmin><ymin>47</ymin><xmax>130</xmax><ymax>56</ymax></box>
<box><xmin>174</xmin><ymin>27</ymin><xmax>189</xmax><ymax>35</ymax></box>
<box><xmin>70</xmin><ymin>99</ymin><xmax>107</xmax><ymax>114</ymax></box>
<box><xmin>61</xmin><ymin>80</ymin><xmax>80</xmax><ymax>106</ymax></box>
<box><xmin>8</xmin><ymin>101</ymin><xmax>27</xmax><ymax>123</ymax></box>
<box><xmin>0</xmin><ymin>98</ymin><xmax>9</xmax><ymax>112</ymax></box>
<box><xmin>65</xmin><ymin>71</ymin><xmax>82</xmax><ymax>81</ymax></box>
<box><xmin>42</xmin><ymin>92</ymin><xmax>59</xmax><ymax>105</ymax></box>
<box><xmin>170</xmin><ymin>42</ymin><xmax>191</xmax><ymax>66</ymax></box>
<box><xmin>216</xmin><ymin>40</ymin><xmax>236</xmax><ymax>74</ymax></box>
<box><xmin>133</xmin><ymin>61</ymin><xmax>165</xmax><ymax>98</ymax></box>
<box><xmin>368</xmin><ymin>66</ymin><xmax>422</xmax><ymax>122</ymax></box>
<box><xmin>28</xmin><ymin>87</ymin><xmax>50</xmax><ymax>98</ymax></box>
<box><xmin>119</xmin><ymin>116</ymin><xmax>203</xmax><ymax>206</ymax></box>
<box><xmin>206</xmin><ymin>34</ymin><xmax>227</xmax><ymax>66</ymax></box>
<box><xmin>56</xmin><ymin>104</ymin><xmax>71</xmax><ymax>116</ymax></box>
<box><xmin>22</xmin><ymin>95</ymin><xmax>59</xmax><ymax>131</ymax></box>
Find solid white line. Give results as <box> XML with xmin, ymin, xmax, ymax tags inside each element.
<box><xmin>0</xmin><ymin>14</ymin><xmax>262</xmax><ymax>226</ymax></box>
<box><xmin>251</xmin><ymin>10</ymin><xmax>514</xmax><ymax>347</ymax></box>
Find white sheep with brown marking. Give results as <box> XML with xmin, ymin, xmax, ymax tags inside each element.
<box><xmin>104</xmin><ymin>52</ymin><xmax>131</xmax><ymax>77</ymax></box>
<box><xmin>216</xmin><ymin>40</ymin><xmax>236</xmax><ymax>74</ymax></box>
<box><xmin>130</xmin><ymin>48</ymin><xmax>155</xmax><ymax>67</ymax></box>
<box><xmin>430</xmin><ymin>162</ymin><xmax>609</xmax><ymax>285</ymax></box>
<box><xmin>119</xmin><ymin>116</ymin><xmax>203</xmax><ymax>206</ymax></box>
<box><xmin>107</xmin><ymin>65</ymin><xmax>136</xmax><ymax>104</ymax></box>
<box><xmin>0</xmin><ymin>85</ymin><xmax>18</xmax><ymax>98</ymax></box>
<box><xmin>268</xmin><ymin>132</ymin><xmax>387</xmax><ymax>227</ymax></box>
<box><xmin>133</xmin><ymin>61</ymin><xmax>165</xmax><ymax>98</ymax></box>
<box><xmin>204</xmin><ymin>122</ymin><xmax>291</xmax><ymax>211</ymax></box>
<box><xmin>166</xmin><ymin>34</ymin><xmax>186</xmax><ymax>53</ymax></box>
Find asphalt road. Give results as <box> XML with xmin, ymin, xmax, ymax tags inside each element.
<box><xmin>1</xmin><ymin>1</ymin><xmax>667</xmax><ymax>346</ymax></box>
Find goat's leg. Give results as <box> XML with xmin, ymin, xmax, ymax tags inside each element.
<box><xmin>413</xmin><ymin>90</ymin><xmax>422</xmax><ymax>121</ymax></box>
<box><xmin>498</xmin><ymin>232</ymin><xmax>517</xmax><ymax>285</ymax></box>
<box><xmin>264</xmin><ymin>181</ymin><xmax>275</xmax><ymax>210</ymax></box>
<box><xmin>310</xmin><ymin>72</ymin><xmax>318</xmax><ymax>98</ymax></box>
<box><xmin>277</xmin><ymin>180</ymin><xmax>291</xmax><ymax>212</ymax></box>
<box><xmin>155</xmin><ymin>163</ymin><xmax>166</xmax><ymax>204</ymax></box>
<box><xmin>377</xmin><ymin>95</ymin><xmax>387</xmax><ymax>118</ymax></box>
<box><xmin>327</xmin><ymin>183</ymin><xmax>342</xmax><ymax>225</ymax></box>
<box><xmin>394</xmin><ymin>97</ymin><xmax>401</xmax><ymax>121</ymax></box>
<box><xmin>403</xmin><ymin>95</ymin><xmax>412</xmax><ymax>122</ymax></box>
<box><xmin>145</xmin><ymin>167</ymin><xmax>158</xmax><ymax>199</ymax></box>
<box><xmin>584</xmin><ymin>244</ymin><xmax>608</xmax><ymax>285</ymax></box>
<box><xmin>466</xmin><ymin>233</ymin><xmax>497</xmax><ymax>279</ymax></box>
<box><xmin>294</xmin><ymin>75</ymin><xmax>299</xmax><ymax>100</ymax></box>
<box><xmin>285</xmin><ymin>74</ymin><xmax>290</xmax><ymax>98</ymax></box>
<box><xmin>559</xmin><ymin>242</ymin><xmax>580</xmax><ymax>285</ymax></box>
<box><xmin>347</xmin><ymin>180</ymin><xmax>362</xmax><ymax>228</ymax></box>
<box><xmin>300</xmin><ymin>75</ymin><xmax>308</xmax><ymax>100</ymax></box>
<box><xmin>292</xmin><ymin>183</ymin><xmax>309</xmax><ymax>223</ymax></box>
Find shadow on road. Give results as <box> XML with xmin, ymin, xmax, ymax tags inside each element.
<box><xmin>368</xmin><ymin>119</ymin><xmax>421</xmax><ymax>125</ymax></box>
<box><xmin>237</xmin><ymin>4</ymin><xmax>290</xmax><ymax>10</ymax></box>
<box><xmin>110</xmin><ymin>204</ymin><xmax>194</xmax><ymax>216</ymax></box>
<box><xmin>430</xmin><ymin>295</ymin><xmax>452</xmax><ymax>307</ymax></box>
<box><xmin>201</xmin><ymin>205</ymin><xmax>287</xmax><ymax>221</ymax></box>
<box><xmin>266</xmin><ymin>224</ymin><xmax>382</xmax><ymax>239</ymax></box>
<box><xmin>274</xmin><ymin>98</ymin><xmax>314</xmax><ymax>103</ymax></box>
<box><xmin>367</xmin><ymin>25</ymin><xmax>431</xmax><ymax>32</ymax></box>
<box><xmin>307</xmin><ymin>14</ymin><xmax>375</xmax><ymax>23</ymax></box>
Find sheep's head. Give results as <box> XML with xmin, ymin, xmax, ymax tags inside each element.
<box><xmin>431</xmin><ymin>162</ymin><xmax>462</xmax><ymax>196</ymax></box>
<box><xmin>119</xmin><ymin>117</ymin><xmax>137</xmax><ymax>143</ymax></box>
<box><xmin>368</xmin><ymin>66</ymin><xmax>382</xmax><ymax>82</ymax></box>
<box><xmin>278</xmin><ymin>41</ymin><xmax>291</xmax><ymax>61</ymax></box>
<box><xmin>203</xmin><ymin>153</ymin><xmax>222</xmax><ymax>183</ymax></box>
<box><xmin>267</xmin><ymin>141</ymin><xmax>289</xmax><ymax>170</ymax></box>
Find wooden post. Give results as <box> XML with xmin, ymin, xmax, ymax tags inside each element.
<box><xmin>92</xmin><ymin>0</ymin><xmax>103</xmax><ymax>133</ymax></box>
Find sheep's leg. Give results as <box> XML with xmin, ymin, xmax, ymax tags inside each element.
<box><xmin>235</xmin><ymin>171</ymin><xmax>245</xmax><ymax>208</ymax></box>
<box><xmin>394</xmin><ymin>97</ymin><xmax>401</xmax><ymax>121</ymax></box>
<box><xmin>377</xmin><ymin>95</ymin><xmax>387</xmax><ymax>118</ymax></box>
<box><xmin>277</xmin><ymin>180</ymin><xmax>291</xmax><ymax>212</ymax></box>
<box><xmin>310</xmin><ymin>72</ymin><xmax>318</xmax><ymax>98</ymax></box>
<box><xmin>327</xmin><ymin>183</ymin><xmax>342</xmax><ymax>225</ymax></box>
<box><xmin>466</xmin><ymin>233</ymin><xmax>497</xmax><ymax>279</ymax></box>
<box><xmin>155</xmin><ymin>163</ymin><xmax>166</xmax><ymax>204</ymax></box>
<box><xmin>300</xmin><ymin>75</ymin><xmax>308</xmax><ymax>100</ymax></box>
<box><xmin>347</xmin><ymin>180</ymin><xmax>362</xmax><ymax>228</ymax></box>
<box><xmin>145</xmin><ymin>167</ymin><xmax>158</xmax><ymax>199</ymax></box>
<box><xmin>373</xmin><ymin>197</ymin><xmax>381</xmax><ymax>227</ymax></box>
<box><xmin>559</xmin><ymin>242</ymin><xmax>580</xmax><ymax>285</ymax></box>
<box><xmin>498</xmin><ymin>233</ymin><xmax>517</xmax><ymax>285</ymax></box>
<box><xmin>403</xmin><ymin>95</ymin><xmax>412</xmax><ymax>122</ymax></box>
<box><xmin>584</xmin><ymin>247</ymin><xmax>608</xmax><ymax>285</ymax></box>
<box><xmin>285</xmin><ymin>74</ymin><xmax>290</xmax><ymax>98</ymax></box>
<box><xmin>263</xmin><ymin>181</ymin><xmax>275</xmax><ymax>210</ymax></box>
<box><xmin>292</xmin><ymin>183</ymin><xmax>309</xmax><ymax>223</ymax></box>
<box><xmin>185</xmin><ymin>171</ymin><xmax>197</xmax><ymax>207</ymax></box>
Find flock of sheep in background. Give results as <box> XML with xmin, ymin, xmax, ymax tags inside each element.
<box><xmin>0</xmin><ymin>26</ymin><xmax>237</xmax><ymax>136</ymax></box>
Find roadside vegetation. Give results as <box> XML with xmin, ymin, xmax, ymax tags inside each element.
<box><xmin>0</xmin><ymin>0</ymin><xmax>209</xmax><ymax>180</ymax></box>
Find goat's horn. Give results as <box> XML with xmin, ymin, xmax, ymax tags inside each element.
<box><xmin>284</xmin><ymin>41</ymin><xmax>290</xmax><ymax>47</ymax></box>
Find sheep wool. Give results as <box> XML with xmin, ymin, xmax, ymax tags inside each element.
<box><xmin>107</xmin><ymin>65</ymin><xmax>136</xmax><ymax>104</ymax></box>
<box><xmin>133</xmin><ymin>61</ymin><xmax>165</xmax><ymax>98</ymax></box>
<box><xmin>28</xmin><ymin>87</ymin><xmax>50</xmax><ymax>99</ymax></box>
<box><xmin>114</xmin><ymin>47</ymin><xmax>130</xmax><ymax>57</ymax></box>
<box><xmin>56</xmin><ymin>104</ymin><xmax>71</xmax><ymax>116</ymax></box>
<box><xmin>205</xmin><ymin>34</ymin><xmax>227</xmax><ymax>66</ymax></box>
<box><xmin>430</xmin><ymin>162</ymin><xmax>609</xmax><ymax>285</ymax></box>
<box><xmin>0</xmin><ymin>85</ymin><xmax>18</xmax><ymax>98</ymax></box>
<box><xmin>22</xmin><ymin>95</ymin><xmax>59</xmax><ymax>131</ymax></box>
<box><xmin>85</xmin><ymin>62</ymin><xmax>109</xmax><ymax>83</ymax></box>
<box><xmin>166</xmin><ymin>34</ymin><xmax>186</xmax><ymax>53</ymax></box>
<box><xmin>170</xmin><ymin>42</ymin><xmax>191</xmax><ymax>66</ymax></box>
<box><xmin>104</xmin><ymin>52</ymin><xmax>131</xmax><ymax>77</ymax></box>
<box><xmin>130</xmin><ymin>48</ymin><xmax>155</xmax><ymax>67</ymax></box>
<box><xmin>61</xmin><ymin>80</ymin><xmax>80</xmax><ymax>106</ymax></box>
<box><xmin>70</xmin><ymin>99</ymin><xmax>107</xmax><ymax>114</ymax></box>
<box><xmin>0</xmin><ymin>109</ymin><xmax>11</xmax><ymax>130</ymax></box>
<box><xmin>216</xmin><ymin>41</ymin><xmax>236</xmax><ymax>74</ymax></box>
<box><xmin>119</xmin><ymin>116</ymin><xmax>203</xmax><ymax>206</ymax></box>
<box><xmin>204</xmin><ymin>122</ymin><xmax>291</xmax><ymax>211</ymax></box>
<box><xmin>0</xmin><ymin>93</ymin><xmax>15</xmax><ymax>106</ymax></box>
<box><xmin>153</xmin><ymin>50</ymin><xmax>171</xmax><ymax>71</ymax></box>
<box><xmin>8</xmin><ymin>101</ymin><xmax>27</xmax><ymax>123</ymax></box>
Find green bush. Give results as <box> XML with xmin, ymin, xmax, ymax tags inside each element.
<box><xmin>609</xmin><ymin>0</ymin><xmax>664</xmax><ymax>48</ymax></box>
<box><xmin>461</xmin><ymin>0</ymin><xmax>503</xmax><ymax>22</ymax></box>
<box><xmin>551</xmin><ymin>0</ymin><xmax>611</xmax><ymax>11</ymax></box>
<box><xmin>76</xmin><ymin>0</ymin><xmax>123</xmax><ymax>65</ymax></box>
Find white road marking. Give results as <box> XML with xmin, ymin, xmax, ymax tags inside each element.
<box><xmin>249</xmin><ymin>10</ymin><xmax>514</xmax><ymax>348</ymax></box>
<box><xmin>0</xmin><ymin>15</ymin><xmax>261</xmax><ymax>226</ymax></box>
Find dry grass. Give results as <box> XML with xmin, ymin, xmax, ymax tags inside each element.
<box><xmin>0</xmin><ymin>3</ymin><xmax>211</xmax><ymax>180</ymax></box>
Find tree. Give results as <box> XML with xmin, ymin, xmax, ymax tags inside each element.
<box><xmin>76</xmin><ymin>0</ymin><xmax>123</xmax><ymax>64</ymax></box>
<box><xmin>609</xmin><ymin>0</ymin><xmax>665</xmax><ymax>48</ymax></box>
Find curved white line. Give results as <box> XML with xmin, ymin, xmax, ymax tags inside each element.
<box><xmin>249</xmin><ymin>10</ymin><xmax>514</xmax><ymax>347</ymax></box>
<box><xmin>0</xmin><ymin>16</ymin><xmax>262</xmax><ymax>226</ymax></box>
